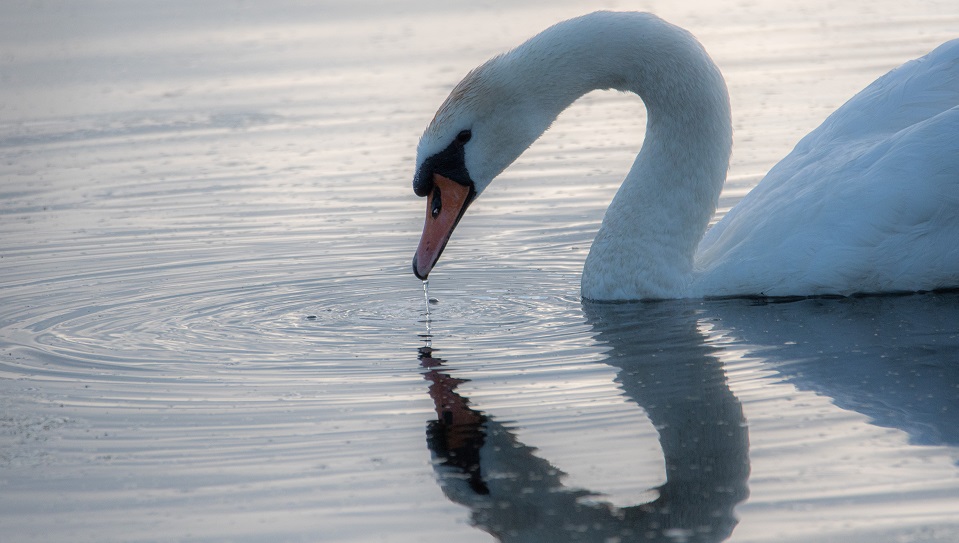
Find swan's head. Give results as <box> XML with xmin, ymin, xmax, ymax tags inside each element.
<box><xmin>412</xmin><ymin>55</ymin><xmax>553</xmax><ymax>279</ymax></box>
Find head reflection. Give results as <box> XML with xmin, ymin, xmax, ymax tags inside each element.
<box><xmin>419</xmin><ymin>302</ymin><xmax>750</xmax><ymax>542</ymax></box>
<box><xmin>420</xmin><ymin>346</ymin><xmax>489</xmax><ymax>495</ymax></box>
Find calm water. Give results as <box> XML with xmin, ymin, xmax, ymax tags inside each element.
<box><xmin>2</xmin><ymin>1</ymin><xmax>958</xmax><ymax>542</ymax></box>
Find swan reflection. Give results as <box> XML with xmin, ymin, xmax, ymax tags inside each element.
<box><xmin>706</xmin><ymin>293</ymin><xmax>959</xmax><ymax>450</ymax></box>
<box><xmin>419</xmin><ymin>290</ymin><xmax>959</xmax><ymax>541</ymax></box>
<box><xmin>420</xmin><ymin>302</ymin><xmax>750</xmax><ymax>542</ymax></box>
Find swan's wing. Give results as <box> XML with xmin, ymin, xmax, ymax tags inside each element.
<box><xmin>694</xmin><ymin>39</ymin><xmax>959</xmax><ymax>297</ymax></box>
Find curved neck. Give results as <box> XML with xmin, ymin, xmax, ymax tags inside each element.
<box><xmin>501</xmin><ymin>13</ymin><xmax>732</xmax><ymax>300</ymax></box>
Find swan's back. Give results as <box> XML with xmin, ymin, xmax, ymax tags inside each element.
<box><xmin>694</xmin><ymin>39</ymin><xmax>959</xmax><ymax>297</ymax></box>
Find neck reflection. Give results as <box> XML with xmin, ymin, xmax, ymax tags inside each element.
<box><xmin>419</xmin><ymin>301</ymin><xmax>750</xmax><ymax>542</ymax></box>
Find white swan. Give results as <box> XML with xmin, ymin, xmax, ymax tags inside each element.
<box><xmin>411</xmin><ymin>11</ymin><xmax>959</xmax><ymax>300</ymax></box>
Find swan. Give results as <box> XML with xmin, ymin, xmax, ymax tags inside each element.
<box><xmin>410</xmin><ymin>11</ymin><xmax>959</xmax><ymax>300</ymax></box>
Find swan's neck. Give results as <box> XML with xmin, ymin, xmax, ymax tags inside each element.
<box><xmin>502</xmin><ymin>13</ymin><xmax>733</xmax><ymax>300</ymax></box>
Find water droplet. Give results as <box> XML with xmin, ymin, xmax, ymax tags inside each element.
<box><xmin>421</xmin><ymin>280</ymin><xmax>432</xmax><ymax>348</ymax></box>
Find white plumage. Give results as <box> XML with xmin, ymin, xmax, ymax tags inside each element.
<box><xmin>695</xmin><ymin>39</ymin><xmax>959</xmax><ymax>297</ymax></box>
<box><xmin>413</xmin><ymin>11</ymin><xmax>959</xmax><ymax>300</ymax></box>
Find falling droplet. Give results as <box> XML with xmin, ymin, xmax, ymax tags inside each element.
<box><xmin>422</xmin><ymin>279</ymin><xmax>432</xmax><ymax>349</ymax></box>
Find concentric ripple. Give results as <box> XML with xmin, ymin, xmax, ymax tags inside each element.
<box><xmin>0</xmin><ymin>222</ymin><xmax>590</xmax><ymax>385</ymax></box>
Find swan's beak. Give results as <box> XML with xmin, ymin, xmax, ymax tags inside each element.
<box><xmin>413</xmin><ymin>173</ymin><xmax>473</xmax><ymax>279</ymax></box>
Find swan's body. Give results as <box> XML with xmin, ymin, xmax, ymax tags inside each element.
<box><xmin>411</xmin><ymin>11</ymin><xmax>959</xmax><ymax>300</ymax></box>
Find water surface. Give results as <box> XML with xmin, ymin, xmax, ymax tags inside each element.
<box><xmin>1</xmin><ymin>1</ymin><xmax>958</xmax><ymax>542</ymax></box>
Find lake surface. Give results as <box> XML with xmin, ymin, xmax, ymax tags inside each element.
<box><xmin>1</xmin><ymin>1</ymin><xmax>958</xmax><ymax>542</ymax></box>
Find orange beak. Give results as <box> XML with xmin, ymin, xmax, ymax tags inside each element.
<box><xmin>413</xmin><ymin>173</ymin><xmax>473</xmax><ymax>279</ymax></box>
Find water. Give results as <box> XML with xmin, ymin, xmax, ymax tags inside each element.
<box><xmin>1</xmin><ymin>1</ymin><xmax>958</xmax><ymax>542</ymax></box>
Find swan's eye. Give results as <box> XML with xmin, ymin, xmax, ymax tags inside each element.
<box><xmin>431</xmin><ymin>187</ymin><xmax>442</xmax><ymax>218</ymax></box>
<box><xmin>455</xmin><ymin>130</ymin><xmax>472</xmax><ymax>145</ymax></box>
